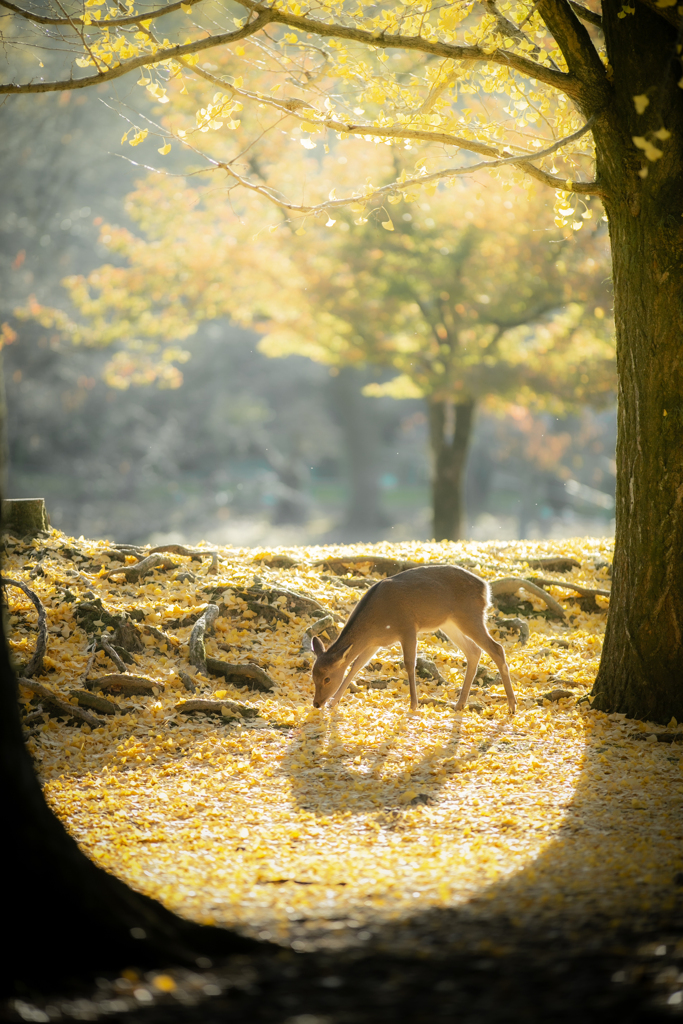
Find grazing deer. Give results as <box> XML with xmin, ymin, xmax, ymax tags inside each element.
<box><xmin>311</xmin><ymin>565</ymin><xmax>515</xmax><ymax>714</ymax></box>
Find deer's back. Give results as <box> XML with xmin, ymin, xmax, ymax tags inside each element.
<box><xmin>342</xmin><ymin>564</ymin><xmax>488</xmax><ymax>642</ymax></box>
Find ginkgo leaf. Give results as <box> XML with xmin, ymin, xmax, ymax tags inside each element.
<box><xmin>300</xmin><ymin>138</ymin><xmax>317</xmax><ymax>149</ymax></box>
<box><xmin>633</xmin><ymin>94</ymin><xmax>649</xmax><ymax>114</ymax></box>
<box><xmin>381</xmin><ymin>219</ymin><xmax>395</xmax><ymax>231</ymax></box>
<box><xmin>158</xmin><ymin>143</ymin><xmax>172</xmax><ymax>155</ymax></box>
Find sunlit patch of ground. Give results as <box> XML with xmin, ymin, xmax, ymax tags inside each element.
<box><xmin>7</xmin><ymin>534</ymin><xmax>683</xmax><ymax>950</ymax></box>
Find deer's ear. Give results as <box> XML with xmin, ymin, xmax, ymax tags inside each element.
<box><xmin>311</xmin><ymin>635</ymin><xmax>326</xmax><ymax>657</ymax></box>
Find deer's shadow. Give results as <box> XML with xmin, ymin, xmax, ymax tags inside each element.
<box><xmin>280</xmin><ymin>702</ymin><xmax>509</xmax><ymax>816</ymax></box>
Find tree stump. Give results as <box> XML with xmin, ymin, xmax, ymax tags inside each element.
<box><xmin>1</xmin><ymin>498</ymin><xmax>49</xmax><ymax>536</ymax></box>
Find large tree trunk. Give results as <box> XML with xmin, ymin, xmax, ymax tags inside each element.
<box><xmin>428</xmin><ymin>397</ymin><xmax>475</xmax><ymax>541</ymax></box>
<box><xmin>591</xmin><ymin>2</ymin><xmax>683</xmax><ymax>722</ymax></box>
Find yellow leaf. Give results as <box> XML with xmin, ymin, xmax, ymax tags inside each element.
<box><xmin>381</xmin><ymin>219</ymin><xmax>394</xmax><ymax>231</ymax></box>
<box><xmin>158</xmin><ymin>143</ymin><xmax>171</xmax><ymax>155</ymax></box>
<box><xmin>653</xmin><ymin>127</ymin><xmax>671</xmax><ymax>141</ymax></box>
<box><xmin>633</xmin><ymin>94</ymin><xmax>649</xmax><ymax>115</ymax></box>
<box><xmin>180</xmin><ymin>2</ymin><xmax>192</xmax><ymax>10</ymax></box>
<box><xmin>295</xmin><ymin>226</ymin><xmax>306</xmax><ymax>235</ymax></box>
<box><xmin>632</xmin><ymin>136</ymin><xmax>663</xmax><ymax>161</ymax></box>
<box><xmin>153</xmin><ymin>975</ymin><xmax>177</xmax><ymax>993</ymax></box>
<box><xmin>233</xmin><ymin>76</ymin><xmax>243</xmax><ymax>88</ymax></box>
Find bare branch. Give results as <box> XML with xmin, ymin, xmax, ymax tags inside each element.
<box><xmin>0</xmin><ymin>12</ymin><xmax>273</xmax><ymax>94</ymax></box>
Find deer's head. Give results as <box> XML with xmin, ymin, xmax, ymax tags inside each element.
<box><xmin>311</xmin><ymin>636</ymin><xmax>353</xmax><ymax>707</ymax></box>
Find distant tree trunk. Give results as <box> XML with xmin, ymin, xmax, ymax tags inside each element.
<box><xmin>591</xmin><ymin>2</ymin><xmax>683</xmax><ymax>722</ymax></box>
<box><xmin>329</xmin><ymin>367</ymin><xmax>389</xmax><ymax>529</ymax></box>
<box><xmin>428</xmin><ymin>397</ymin><xmax>475</xmax><ymax>541</ymax></box>
<box><xmin>0</xmin><ymin>351</ymin><xmax>8</xmax><ymax>496</ymax></box>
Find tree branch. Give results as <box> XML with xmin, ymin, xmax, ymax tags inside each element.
<box><xmin>0</xmin><ymin>12</ymin><xmax>273</xmax><ymax>94</ymax></box>
<box><xmin>208</xmin><ymin>115</ymin><xmax>603</xmax><ymax>216</ymax></box>
<box><xmin>479</xmin><ymin>0</ymin><xmax>561</xmax><ymax>71</ymax></box>
<box><xmin>0</xmin><ymin>0</ymin><xmax>204</xmax><ymax>27</ymax></box>
<box><xmin>568</xmin><ymin>2</ymin><xmax>603</xmax><ymax>29</ymax></box>
<box><xmin>538</xmin><ymin>0</ymin><xmax>608</xmax><ymax>100</ymax></box>
<box><xmin>236</xmin><ymin>1</ymin><xmax>579</xmax><ymax>97</ymax></box>
<box><xmin>180</xmin><ymin>59</ymin><xmax>513</xmax><ymax>160</ymax></box>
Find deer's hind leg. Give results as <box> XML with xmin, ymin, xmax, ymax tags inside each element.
<box><xmin>440</xmin><ymin>621</ymin><xmax>482</xmax><ymax>711</ymax></box>
<box><xmin>456</xmin><ymin>615</ymin><xmax>516</xmax><ymax>714</ymax></box>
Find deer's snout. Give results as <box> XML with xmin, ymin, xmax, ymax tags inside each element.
<box><xmin>313</xmin><ymin>700</ymin><xmax>321</xmax><ymax>708</ymax></box>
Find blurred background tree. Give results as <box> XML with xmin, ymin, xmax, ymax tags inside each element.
<box><xmin>22</xmin><ymin>146</ymin><xmax>614</xmax><ymax>541</ymax></box>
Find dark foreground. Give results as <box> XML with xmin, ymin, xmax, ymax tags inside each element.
<box><xmin>4</xmin><ymin>914</ymin><xmax>683</xmax><ymax>1023</ymax></box>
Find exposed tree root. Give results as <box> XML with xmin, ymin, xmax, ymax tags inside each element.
<box><xmin>209</xmin><ymin>583</ymin><xmax>338</xmax><ymax>622</ymax></box>
<box><xmin>493</xmin><ymin>617</ymin><xmax>530</xmax><ymax>645</ymax></box>
<box><xmin>527</xmin><ymin>576</ymin><xmax>610</xmax><ymax>598</ymax></box>
<box><xmin>539</xmin><ymin>688</ymin><xmax>576</xmax><ymax>703</ymax></box>
<box><xmin>97</xmin><ymin>635</ymin><xmax>129</xmax><ymax>673</ymax></box>
<box><xmin>515</xmin><ymin>556</ymin><xmax>581</xmax><ymax>572</ymax></box>
<box><xmin>69</xmin><ymin>689</ymin><xmax>119</xmax><ymax>715</ymax></box>
<box><xmin>189</xmin><ymin>604</ymin><xmax>219</xmax><ymax>668</ymax></box>
<box><xmin>178</xmin><ymin>670</ymin><xmax>197</xmax><ymax>693</ymax></box>
<box><xmin>18</xmin><ymin>677</ymin><xmax>103</xmax><ymax>727</ymax></box>
<box><xmin>89</xmin><ymin>673</ymin><xmax>163</xmax><ymax>696</ymax></box>
<box><xmin>301</xmin><ymin>615</ymin><xmax>339</xmax><ymax>653</ymax></box>
<box><xmin>252</xmin><ymin>554</ymin><xmax>299</xmax><ymax>569</ymax></box>
<box><xmin>144</xmin><ymin>624</ymin><xmax>179</xmax><ymax>649</ymax></box>
<box><xmin>314</xmin><ymin>555</ymin><xmax>420</xmax><ymax>576</ymax></box>
<box><xmin>105</xmin><ymin>553</ymin><xmax>177</xmax><ymax>583</ymax></box>
<box><xmin>174</xmin><ymin>698</ymin><xmax>259</xmax><ymax>720</ymax></box>
<box><xmin>489</xmin><ymin>578</ymin><xmax>565</xmax><ymax>618</ymax></box>
<box><xmin>204</xmin><ymin>659</ymin><xmax>275</xmax><ymax>692</ymax></box>
<box><xmin>415</xmin><ymin>656</ymin><xmax>445</xmax><ymax>684</ymax></box>
<box><xmin>1</xmin><ymin>576</ymin><xmax>47</xmax><ymax>677</ymax></box>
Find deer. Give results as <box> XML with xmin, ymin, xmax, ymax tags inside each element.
<box><xmin>311</xmin><ymin>564</ymin><xmax>516</xmax><ymax>714</ymax></box>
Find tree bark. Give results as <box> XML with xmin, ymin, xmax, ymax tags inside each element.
<box><xmin>428</xmin><ymin>397</ymin><xmax>475</xmax><ymax>541</ymax></box>
<box><xmin>591</xmin><ymin>2</ymin><xmax>683</xmax><ymax>721</ymax></box>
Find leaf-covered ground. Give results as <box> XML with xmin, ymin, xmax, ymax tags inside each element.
<box><xmin>6</xmin><ymin>533</ymin><xmax>683</xmax><ymax>964</ymax></box>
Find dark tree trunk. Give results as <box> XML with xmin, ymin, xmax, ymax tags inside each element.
<box><xmin>0</xmin><ymin>609</ymin><xmax>257</xmax><ymax>994</ymax></box>
<box><xmin>329</xmin><ymin>367</ymin><xmax>389</xmax><ymax>530</ymax></box>
<box><xmin>591</xmin><ymin>2</ymin><xmax>683</xmax><ymax>721</ymax></box>
<box><xmin>428</xmin><ymin>397</ymin><xmax>475</xmax><ymax>541</ymax></box>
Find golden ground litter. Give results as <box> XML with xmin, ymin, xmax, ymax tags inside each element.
<box><xmin>5</xmin><ymin>532</ymin><xmax>683</xmax><ymax>951</ymax></box>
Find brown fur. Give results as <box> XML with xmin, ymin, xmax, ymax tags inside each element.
<box><xmin>311</xmin><ymin>565</ymin><xmax>515</xmax><ymax>713</ymax></box>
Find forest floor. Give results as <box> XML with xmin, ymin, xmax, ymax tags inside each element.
<box><xmin>3</xmin><ymin>532</ymin><xmax>683</xmax><ymax>1021</ymax></box>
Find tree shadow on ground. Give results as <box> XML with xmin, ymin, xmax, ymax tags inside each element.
<box><xmin>281</xmin><ymin>706</ymin><xmax>508</xmax><ymax>815</ymax></box>
<box><xmin>279</xmin><ymin>700</ymin><xmax>683</xmax><ymax>952</ymax></box>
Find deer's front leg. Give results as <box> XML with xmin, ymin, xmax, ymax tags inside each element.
<box><xmin>328</xmin><ymin>645</ymin><xmax>376</xmax><ymax>708</ymax></box>
<box><xmin>401</xmin><ymin>634</ymin><xmax>419</xmax><ymax>712</ymax></box>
